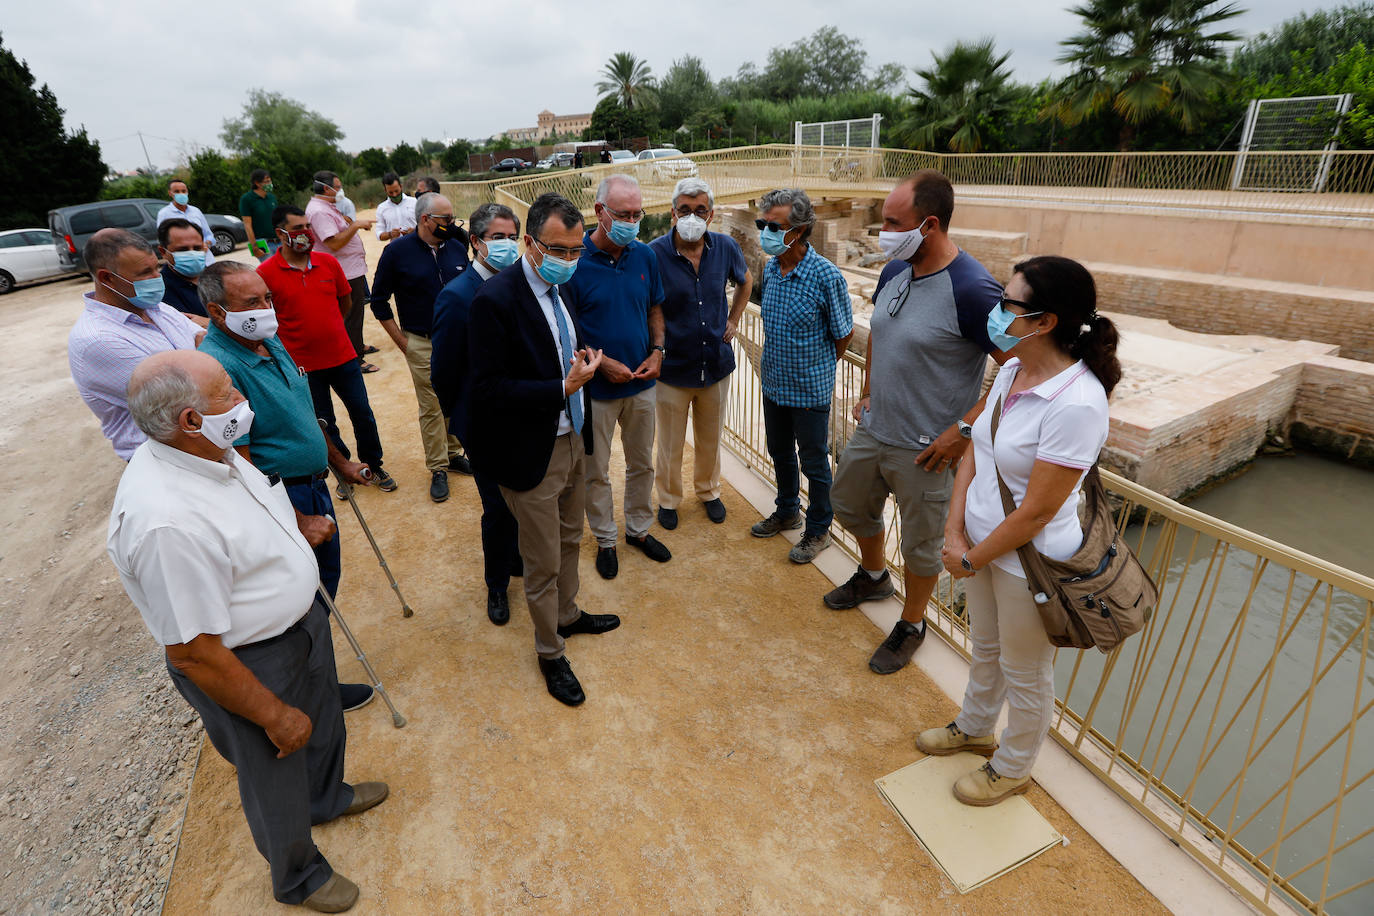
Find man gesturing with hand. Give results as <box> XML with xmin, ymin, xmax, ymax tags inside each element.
<box><xmin>468</xmin><ymin>192</ymin><xmax>621</xmax><ymax>707</ymax></box>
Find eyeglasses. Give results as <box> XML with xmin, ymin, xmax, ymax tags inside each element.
<box><xmin>754</xmin><ymin>219</ymin><xmax>789</xmax><ymax>232</ymax></box>
<box><xmin>675</xmin><ymin>206</ymin><xmax>711</xmax><ymax>219</ymax></box>
<box><xmin>481</xmin><ymin>232</ymin><xmax>519</xmax><ymax>241</ymax></box>
<box><xmin>532</xmin><ymin>237</ymin><xmax>582</xmax><ymax>261</ymax></box>
<box><xmin>602</xmin><ymin>204</ymin><xmax>646</xmax><ymax>222</ymax></box>
<box><xmin>425</xmin><ymin>214</ymin><xmax>462</xmax><ymax>226</ymax></box>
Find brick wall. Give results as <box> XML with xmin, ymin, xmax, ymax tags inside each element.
<box><xmin>1287</xmin><ymin>356</ymin><xmax>1374</xmax><ymax>467</ymax></box>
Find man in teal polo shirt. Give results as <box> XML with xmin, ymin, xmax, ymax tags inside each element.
<box><xmin>196</xmin><ymin>261</ymin><xmax>376</xmax><ymax>711</ymax></box>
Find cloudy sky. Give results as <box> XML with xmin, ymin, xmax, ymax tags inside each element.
<box><xmin>8</xmin><ymin>0</ymin><xmax>1314</xmax><ymax>172</ymax></box>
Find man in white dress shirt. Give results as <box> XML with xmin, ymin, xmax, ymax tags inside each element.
<box><xmin>374</xmin><ymin>172</ymin><xmax>417</xmax><ymax>242</ymax></box>
<box><xmin>107</xmin><ymin>349</ymin><xmax>387</xmax><ymax>912</ymax></box>
<box><xmin>155</xmin><ymin>177</ymin><xmax>216</xmax><ymax>265</ymax></box>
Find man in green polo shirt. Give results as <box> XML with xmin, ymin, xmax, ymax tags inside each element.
<box><xmin>196</xmin><ymin>261</ymin><xmax>376</xmax><ymax>711</ymax></box>
<box><xmin>239</xmin><ymin>169</ymin><xmax>278</xmax><ymax>262</ymax></box>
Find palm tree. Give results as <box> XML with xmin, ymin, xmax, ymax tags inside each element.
<box><xmin>596</xmin><ymin>52</ymin><xmax>657</xmax><ymax>110</ymax></box>
<box><xmin>1046</xmin><ymin>0</ymin><xmax>1245</xmax><ymax>150</ymax></box>
<box><xmin>897</xmin><ymin>40</ymin><xmax>1017</xmax><ymax>153</ymax></box>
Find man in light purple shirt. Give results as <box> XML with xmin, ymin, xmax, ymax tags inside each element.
<box><xmin>305</xmin><ymin>170</ymin><xmax>376</xmax><ymax>369</ymax></box>
<box><xmin>68</xmin><ymin>228</ymin><xmax>204</xmax><ymax>460</ymax></box>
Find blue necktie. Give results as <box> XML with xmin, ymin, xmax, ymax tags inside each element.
<box><xmin>549</xmin><ymin>286</ymin><xmax>584</xmax><ymax>435</ymax></box>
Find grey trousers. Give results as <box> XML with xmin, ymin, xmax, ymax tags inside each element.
<box><xmin>167</xmin><ymin>600</ymin><xmax>354</xmax><ymax>905</ymax></box>
<box><xmin>585</xmin><ymin>387</ymin><xmax>656</xmax><ymax>546</ymax></box>
<box><xmin>501</xmin><ymin>432</ymin><xmax>586</xmax><ymax>660</ymax></box>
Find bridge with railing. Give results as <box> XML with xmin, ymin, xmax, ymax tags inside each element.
<box><xmin>440</xmin><ymin>145</ymin><xmax>1374</xmax><ymax>915</ymax></box>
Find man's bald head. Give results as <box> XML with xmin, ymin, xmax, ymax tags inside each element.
<box><xmin>128</xmin><ymin>351</ymin><xmax>233</xmax><ymax>445</ymax></box>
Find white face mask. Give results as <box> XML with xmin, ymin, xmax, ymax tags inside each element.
<box><xmin>676</xmin><ymin>214</ymin><xmax>708</xmax><ymax>243</ymax></box>
<box><xmin>223</xmin><ymin>306</ymin><xmax>278</xmax><ymax>340</ymax></box>
<box><xmin>879</xmin><ymin>224</ymin><xmax>926</xmax><ymax>262</ymax></box>
<box><xmin>190</xmin><ymin>400</ymin><xmax>254</xmax><ymax>446</ymax></box>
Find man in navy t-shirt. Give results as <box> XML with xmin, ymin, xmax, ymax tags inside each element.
<box><xmin>828</xmin><ymin>170</ymin><xmax>1009</xmax><ymax>675</ymax></box>
<box><xmin>561</xmin><ymin>174</ymin><xmax>670</xmax><ymax>580</ymax></box>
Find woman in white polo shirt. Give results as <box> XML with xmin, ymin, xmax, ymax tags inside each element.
<box><xmin>915</xmin><ymin>255</ymin><xmax>1121</xmax><ymax>807</ymax></box>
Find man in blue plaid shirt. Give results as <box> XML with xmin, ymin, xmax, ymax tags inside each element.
<box><xmin>750</xmin><ymin>188</ymin><xmax>854</xmax><ymax>564</ymax></box>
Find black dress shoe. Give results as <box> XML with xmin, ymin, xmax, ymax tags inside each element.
<box><xmin>657</xmin><ymin>506</ymin><xmax>678</xmax><ymax>530</ymax></box>
<box><xmin>538</xmin><ymin>656</ymin><xmax>585</xmax><ymax>706</ymax></box>
<box><xmin>430</xmin><ymin>469</ymin><xmax>449</xmax><ymax>503</ymax></box>
<box><xmin>557</xmin><ymin>611</ymin><xmax>621</xmax><ymax>638</ymax></box>
<box><xmin>596</xmin><ymin>546</ymin><xmax>618</xmax><ymax>579</ymax></box>
<box><xmin>704</xmin><ymin>498</ymin><xmax>727</xmax><ymax>523</ymax></box>
<box><xmin>626</xmin><ymin>533</ymin><xmax>672</xmax><ymax>562</ymax></box>
<box><xmin>487</xmin><ymin>589</ymin><xmax>510</xmax><ymax>626</ymax></box>
<box><xmin>448</xmin><ymin>454</ymin><xmax>473</xmax><ymax>475</ymax></box>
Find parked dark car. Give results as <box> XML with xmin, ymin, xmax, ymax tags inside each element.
<box><xmin>48</xmin><ymin>199</ymin><xmax>248</xmax><ymax>271</ymax></box>
<box><xmin>491</xmin><ymin>158</ymin><xmax>532</xmax><ymax>173</ymax></box>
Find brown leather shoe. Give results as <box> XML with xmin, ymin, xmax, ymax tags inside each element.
<box><xmin>302</xmin><ymin>872</ymin><xmax>359</xmax><ymax>912</ymax></box>
<box><xmin>341</xmin><ymin>781</ymin><xmax>389</xmax><ymax>816</ymax></box>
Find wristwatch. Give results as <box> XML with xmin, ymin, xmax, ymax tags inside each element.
<box><xmin>960</xmin><ymin>552</ymin><xmax>976</xmax><ymax>572</ymax></box>
<box><xmin>651</xmin><ymin>345</ymin><xmax>666</xmax><ymax>356</ymax></box>
<box><xmin>958</xmin><ymin>420</ymin><xmax>973</xmax><ymax>439</ymax></box>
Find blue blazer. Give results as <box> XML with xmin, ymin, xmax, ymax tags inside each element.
<box><xmin>468</xmin><ymin>262</ymin><xmax>595</xmax><ymax>492</ymax></box>
<box><xmin>431</xmin><ymin>266</ymin><xmax>486</xmax><ymax>444</ymax></box>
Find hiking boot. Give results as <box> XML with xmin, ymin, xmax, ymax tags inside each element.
<box><xmin>788</xmin><ymin>531</ymin><xmax>831</xmax><ymax>564</ymax></box>
<box><xmin>915</xmin><ymin>721</ymin><xmax>998</xmax><ymax>758</ymax></box>
<box><xmin>953</xmin><ymin>762</ymin><xmax>1031</xmax><ymax>807</ymax></box>
<box><xmin>869</xmin><ymin>619</ymin><xmax>926</xmax><ymax>674</ymax></box>
<box><xmin>751</xmin><ymin>511</ymin><xmax>803</xmax><ymax>538</ymax></box>
<box><xmin>824</xmin><ymin>565</ymin><xmax>896</xmax><ymax>609</ymax></box>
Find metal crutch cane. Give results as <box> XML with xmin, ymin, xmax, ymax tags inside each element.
<box><xmin>316</xmin><ymin>583</ymin><xmax>407</xmax><ymax>728</ymax></box>
<box><xmin>320</xmin><ymin>419</ymin><xmax>415</xmax><ymax>617</ymax></box>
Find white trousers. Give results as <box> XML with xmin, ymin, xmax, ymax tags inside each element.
<box><xmin>954</xmin><ymin>564</ymin><xmax>1056</xmax><ymax>779</ymax></box>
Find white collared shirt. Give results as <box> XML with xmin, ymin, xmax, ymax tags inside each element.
<box><xmin>472</xmin><ymin>259</ymin><xmax>496</xmax><ymax>281</ymax></box>
<box><xmin>107</xmin><ymin>440</ymin><xmax>320</xmax><ymax>648</ymax></box>
<box><xmin>521</xmin><ymin>256</ymin><xmax>582</xmax><ymax>436</ymax></box>
<box><xmin>375</xmin><ymin>194</ymin><xmax>417</xmax><ymax>240</ymax></box>
<box><xmin>963</xmin><ymin>358</ymin><xmax>1110</xmax><ymax>576</ymax></box>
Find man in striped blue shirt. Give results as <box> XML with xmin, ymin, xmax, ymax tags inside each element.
<box><xmin>750</xmin><ymin>188</ymin><xmax>854</xmax><ymax>564</ymax></box>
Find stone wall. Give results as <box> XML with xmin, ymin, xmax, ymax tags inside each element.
<box><xmin>1287</xmin><ymin>356</ymin><xmax>1374</xmax><ymax>467</ymax></box>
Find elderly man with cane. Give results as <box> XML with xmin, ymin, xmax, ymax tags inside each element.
<box><xmin>108</xmin><ymin>349</ymin><xmax>388</xmax><ymax>912</ymax></box>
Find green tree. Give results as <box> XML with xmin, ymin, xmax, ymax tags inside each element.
<box><xmin>758</xmin><ymin>46</ymin><xmax>811</xmax><ymax>101</ymax></box>
<box><xmin>440</xmin><ymin>140</ymin><xmax>475</xmax><ymax>175</ymax></box>
<box><xmin>807</xmin><ymin>26</ymin><xmax>870</xmax><ymax>95</ymax></box>
<box><xmin>0</xmin><ymin>33</ymin><xmax>106</xmax><ymax>230</ymax></box>
<box><xmin>587</xmin><ymin>96</ymin><xmax>650</xmax><ymax>143</ymax></box>
<box><xmin>657</xmin><ymin>56</ymin><xmax>718</xmax><ymax>130</ymax></box>
<box><xmin>418</xmin><ymin>137</ymin><xmax>445</xmax><ymax>158</ymax></box>
<box><xmin>596</xmin><ymin>51</ymin><xmax>657</xmax><ymax>109</ymax></box>
<box><xmin>186</xmin><ymin>149</ymin><xmax>248</xmax><ymax>214</ymax></box>
<box><xmin>1246</xmin><ymin>42</ymin><xmax>1374</xmax><ymax>148</ymax></box>
<box><xmin>388</xmin><ymin>142</ymin><xmax>424</xmax><ymax>175</ymax></box>
<box><xmin>1046</xmin><ymin>0</ymin><xmax>1246</xmax><ymax>150</ymax></box>
<box><xmin>221</xmin><ymin>89</ymin><xmax>343</xmax><ymax>153</ymax></box>
<box><xmin>1232</xmin><ymin>3</ymin><xmax>1374</xmax><ymax>82</ymax></box>
<box><xmin>896</xmin><ymin>40</ymin><xmax>1018</xmax><ymax>152</ymax></box>
<box><xmin>355</xmin><ymin>147</ymin><xmax>390</xmax><ymax>177</ymax></box>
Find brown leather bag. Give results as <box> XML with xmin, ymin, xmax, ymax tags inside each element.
<box><xmin>988</xmin><ymin>394</ymin><xmax>1156</xmax><ymax>653</ymax></box>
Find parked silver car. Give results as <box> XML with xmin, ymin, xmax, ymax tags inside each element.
<box><xmin>0</xmin><ymin>228</ymin><xmax>78</xmax><ymax>294</ymax></box>
<box><xmin>635</xmin><ymin>148</ymin><xmax>698</xmax><ymax>184</ymax></box>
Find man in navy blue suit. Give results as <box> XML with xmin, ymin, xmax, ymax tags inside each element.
<box><xmin>432</xmin><ymin>203</ymin><xmax>526</xmax><ymax>627</ymax></box>
<box><xmin>467</xmin><ymin>193</ymin><xmax>620</xmax><ymax>707</ymax></box>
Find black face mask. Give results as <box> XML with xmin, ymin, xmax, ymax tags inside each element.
<box><xmin>431</xmin><ymin>221</ymin><xmax>467</xmax><ymax>245</ymax></box>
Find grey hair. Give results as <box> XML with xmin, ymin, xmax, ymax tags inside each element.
<box><xmin>469</xmin><ymin>202</ymin><xmax>520</xmax><ymax>240</ymax></box>
<box><xmin>127</xmin><ymin>363</ymin><xmax>205</xmax><ymax>443</ymax></box>
<box><xmin>197</xmin><ymin>260</ymin><xmax>256</xmax><ymax>311</ymax></box>
<box><xmin>595</xmin><ymin>173</ymin><xmax>640</xmax><ymax>205</ymax></box>
<box><xmin>759</xmin><ymin>188</ymin><xmax>816</xmax><ymax>239</ymax></box>
<box><xmin>672</xmin><ymin>177</ymin><xmax>714</xmax><ymax>209</ymax></box>
<box><xmin>84</xmin><ymin>229</ymin><xmax>154</xmax><ymax>277</ymax></box>
<box><xmin>415</xmin><ymin>191</ymin><xmax>448</xmax><ymax>221</ymax></box>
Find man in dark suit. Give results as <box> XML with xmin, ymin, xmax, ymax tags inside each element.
<box><xmin>467</xmin><ymin>193</ymin><xmax>619</xmax><ymax>706</ymax></box>
<box><xmin>432</xmin><ymin>202</ymin><xmax>525</xmax><ymax>627</ymax></box>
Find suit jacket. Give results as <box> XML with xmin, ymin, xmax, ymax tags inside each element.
<box><xmin>468</xmin><ymin>261</ymin><xmax>595</xmax><ymax>492</ymax></box>
<box><xmin>430</xmin><ymin>266</ymin><xmax>486</xmax><ymax>445</ymax></box>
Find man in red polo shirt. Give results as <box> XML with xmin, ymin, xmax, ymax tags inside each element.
<box><xmin>258</xmin><ymin>205</ymin><xmax>397</xmax><ymax>492</ymax></box>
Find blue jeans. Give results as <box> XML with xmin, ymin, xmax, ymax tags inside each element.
<box><xmin>762</xmin><ymin>396</ymin><xmax>833</xmax><ymax>536</ymax></box>
<box><xmin>285</xmin><ymin>478</ymin><xmax>341</xmax><ymax>599</ymax></box>
<box><xmin>308</xmin><ymin>358</ymin><xmax>384</xmax><ymax>470</ymax></box>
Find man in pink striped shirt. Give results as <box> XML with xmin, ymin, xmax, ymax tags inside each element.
<box><xmin>68</xmin><ymin>228</ymin><xmax>204</xmax><ymax>460</ymax></box>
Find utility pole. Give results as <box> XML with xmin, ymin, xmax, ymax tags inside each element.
<box><xmin>137</xmin><ymin>131</ymin><xmax>156</xmax><ymax>174</ymax></box>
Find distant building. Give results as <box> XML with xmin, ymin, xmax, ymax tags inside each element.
<box><xmin>503</xmin><ymin>109</ymin><xmax>593</xmax><ymax>143</ymax></box>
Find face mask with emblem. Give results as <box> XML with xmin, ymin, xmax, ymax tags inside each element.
<box><xmin>223</xmin><ymin>306</ymin><xmax>279</xmax><ymax>341</ymax></box>
<box><xmin>191</xmin><ymin>400</ymin><xmax>254</xmax><ymax>445</ymax></box>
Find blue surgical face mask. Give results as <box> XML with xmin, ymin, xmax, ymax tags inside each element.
<box><xmin>536</xmin><ymin>251</ymin><xmax>578</xmax><ymax>286</ymax></box>
<box><xmin>483</xmin><ymin>238</ymin><xmax>519</xmax><ymax>270</ymax></box>
<box><xmin>171</xmin><ymin>250</ymin><xmax>207</xmax><ymax>277</ymax></box>
<box><xmin>760</xmin><ymin>227</ymin><xmax>791</xmax><ymax>256</ymax></box>
<box><xmin>172</xmin><ymin>192</ymin><xmax>189</xmax><ymax>206</ymax></box>
<box><xmin>986</xmin><ymin>303</ymin><xmax>1045</xmax><ymax>352</ymax></box>
<box><xmin>108</xmin><ymin>272</ymin><xmax>165</xmax><ymax>309</ymax></box>
<box><xmin>607</xmin><ymin>217</ymin><xmax>640</xmax><ymax>246</ymax></box>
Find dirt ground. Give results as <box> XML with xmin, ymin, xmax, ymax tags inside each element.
<box><xmin>0</xmin><ymin>222</ymin><xmax>1166</xmax><ymax>915</ymax></box>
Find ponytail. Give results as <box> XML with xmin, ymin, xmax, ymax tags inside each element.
<box><xmin>1013</xmin><ymin>255</ymin><xmax>1122</xmax><ymax>397</ymax></box>
<box><xmin>1069</xmin><ymin>313</ymin><xmax>1121</xmax><ymax>397</ymax></box>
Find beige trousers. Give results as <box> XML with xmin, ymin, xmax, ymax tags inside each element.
<box><xmin>403</xmin><ymin>332</ymin><xmax>462</xmax><ymax>472</ymax></box>
<box><xmin>654</xmin><ymin>377</ymin><xmax>730</xmax><ymax>509</ymax></box>
<box><xmin>585</xmin><ymin>387</ymin><xmax>656</xmax><ymax>547</ymax></box>
<box><xmin>500</xmin><ymin>433</ymin><xmax>586</xmax><ymax>660</ymax></box>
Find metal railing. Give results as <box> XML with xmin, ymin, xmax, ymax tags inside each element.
<box><xmin>442</xmin><ymin>144</ymin><xmax>1374</xmax><ymax>223</ymax></box>
<box><xmin>723</xmin><ymin>303</ymin><xmax>1373</xmax><ymax>915</ymax></box>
